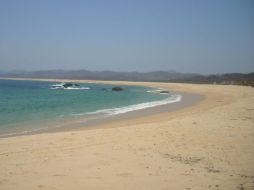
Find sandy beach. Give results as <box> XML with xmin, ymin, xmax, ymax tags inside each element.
<box><xmin>0</xmin><ymin>81</ymin><xmax>254</xmax><ymax>190</ymax></box>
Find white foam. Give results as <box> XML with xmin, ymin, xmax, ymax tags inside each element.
<box><xmin>0</xmin><ymin>127</ymin><xmax>50</xmax><ymax>138</ymax></box>
<box><xmin>64</xmin><ymin>87</ymin><xmax>90</xmax><ymax>90</ymax></box>
<box><xmin>147</xmin><ymin>88</ymin><xmax>169</xmax><ymax>94</ymax></box>
<box><xmin>49</xmin><ymin>83</ymin><xmax>90</xmax><ymax>90</ymax></box>
<box><xmin>1</xmin><ymin>94</ymin><xmax>182</xmax><ymax>138</ymax></box>
<box><xmin>84</xmin><ymin>94</ymin><xmax>182</xmax><ymax>116</ymax></box>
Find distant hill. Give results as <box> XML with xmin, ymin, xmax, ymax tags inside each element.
<box><xmin>0</xmin><ymin>70</ymin><xmax>253</xmax><ymax>86</ymax></box>
<box><xmin>0</xmin><ymin>70</ymin><xmax>196</xmax><ymax>81</ymax></box>
<box><xmin>169</xmin><ymin>73</ymin><xmax>254</xmax><ymax>87</ymax></box>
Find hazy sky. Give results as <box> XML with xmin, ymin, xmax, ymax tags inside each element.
<box><xmin>0</xmin><ymin>0</ymin><xmax>253</xmax><ymax>74</ymax></box>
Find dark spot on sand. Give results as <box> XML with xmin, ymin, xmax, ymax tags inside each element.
<box><xmin>163</xmin><ymin>154</ymin><xmax>203</xmax><ymax>165</ymax></box>
<box><xmin>237</xmin><ymin>184</ymin><xmax>245</xmax><ymax>190</ymax></box>
<box><xmin>53</xmin><ymin>174</ymin><xmax>66</xmax><ymax>177</ymax></box>
<box><xmin>117</xmin><ymin>172</ymin><xmax>132</xmax><ymax>177</ymax></box>
<box><xmin>205</xmin><ymin>166</ymin><xmax>221</xmax><ymax>173</ymax></box>
<box><xmin>38</xmin><ymin>185</ymin><xmax>44</xmax><ymax>188</ymax></box>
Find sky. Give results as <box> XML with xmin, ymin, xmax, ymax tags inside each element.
<box><xmin>0</xmin><ymin>0</ymin><xmax>253</xmax><ymax>74</ymax></box>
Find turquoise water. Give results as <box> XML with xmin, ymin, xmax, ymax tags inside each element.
<box><xmin>0</xmin><ymin>79</ymin><xmax>175</xmax><ymax>136</ymax></box>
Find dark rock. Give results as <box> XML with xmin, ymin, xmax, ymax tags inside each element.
<box><xmin>62</xmin><ymin>83</ymin><xmax>80</xmax><ymax>88</ymax></box>
<box><xmin>159</xmin><ymin>91</ymin><xmax>169</xmax><ymax>94</ymax></box>
<box><xmin>63</xmin><ymin>83</ymin><xmax>73</xmax><ymax>88</ymax></box>
<box><xmin>112</xmin><ymin>87</ymin><xmax>124</xmax><ymax>91</ymax></box>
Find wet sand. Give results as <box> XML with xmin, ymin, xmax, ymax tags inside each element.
<box><xmin>0</xmin><ymin>80</ymin><xmax>254</xmax><ymax>190</ymax></box>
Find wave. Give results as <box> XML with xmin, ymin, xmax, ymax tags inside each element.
<box><xmin>1</xmin><ymin>94</ymin><xmax>181</xmax><ymax>138</ymax></box>
<box><xmin>73</xmin><ymin>94</ymin><xmax>182</xmax><ymax>116</ymax></box>
<box><xmin>50</xmin><ymin>82</ymin><xmax>90</xmax><ymax>90</ymax></box>
<box><xmin>0</xmin><ymin>127</ymin><xmax>50</xmax><ymax>138</ymax></box>
<box><xmin>50</xmin><ymin>87</ymin><xmax>90</xmax><ymax>90</ymax></box>
<box><xmin>62</xmin><ymin>87</ymin><xmax>90</xmax><ymax>90</ymax></box>
<box><xmin>147</xmin><ymin>88</ymin><xmax>169</xmax><ymax>94</ymax></box>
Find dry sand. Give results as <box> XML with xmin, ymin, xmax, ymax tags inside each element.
<box><xmin>0</xmin><ymin>81</ymin><xmax>254</xmax><ymax>190</ymax></box>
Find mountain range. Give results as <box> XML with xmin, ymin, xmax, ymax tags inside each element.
<box><xmin>0</xmin><ymin>70</ymin><xmax>196</xmax><ymax>81</ymax></box>
<box><xmin>0</xmin><ymin>70</ymin><xmax>253</xmax><ymax>86</ymax></box>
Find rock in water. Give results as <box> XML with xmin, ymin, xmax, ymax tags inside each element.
<box><xmin>112</xmin><ymin>87</ymin><xmax>124</xmax><ymax>91</ymax></box>
<box><xmin>63</xmin><ymin>83</ymin><xmax>73</xmax><ymax>88</ymax></box>
<box><xmin>159</xmin><ymin>90</ymin><xmax>169</xmax><ymax>94</ymax></box>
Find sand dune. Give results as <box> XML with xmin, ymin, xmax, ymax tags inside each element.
<box><xmin>0</xmin><ymin>82</ymin><xmax>254</xmax><ymax>190</ymax></box>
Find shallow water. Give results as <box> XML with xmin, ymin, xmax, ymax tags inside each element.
<box><xmin>0</xmin><ymin>79</ymin><xmax>180</xmax><ymax>136</ymax></box>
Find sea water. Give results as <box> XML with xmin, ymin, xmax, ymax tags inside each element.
<box><xmin>0</xmin><ymin>79</ymin><xmax>181</xmax><ymax>137</ymax></box>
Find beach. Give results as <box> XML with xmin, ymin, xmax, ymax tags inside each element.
<box><xmin>0</xmin><ymin>81</ymin><xmax>254</xmax><ymax>190</ymax></box>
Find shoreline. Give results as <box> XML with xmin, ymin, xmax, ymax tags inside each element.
<box><xmin>28</xmin><ymin>91</ymin><xmax>202</xmax><ymax>137</ymax></box>
<box><xmin>0</xmin><ymin>78</ymin><xmax>202</xmax><ymax>138</ymax></box>
<box><xmin>0</xmin><ymin>78</ymin><xmax>203</xmax><ymax>138</ymax></box>
<box><xmin>0</xmin><ymin>79</ymin><xmax>253</xmax><ymax>190</ymax></box>
<box><xmin>54</xmin><ymin>91</ymin><xmax>202</xmax><ymax>132</ymax></box>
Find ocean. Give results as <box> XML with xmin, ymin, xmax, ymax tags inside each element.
<box><xmin>0</xmin><ymin>79</ymin><xmax>181</xmax><ymax>137</ymax></box>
